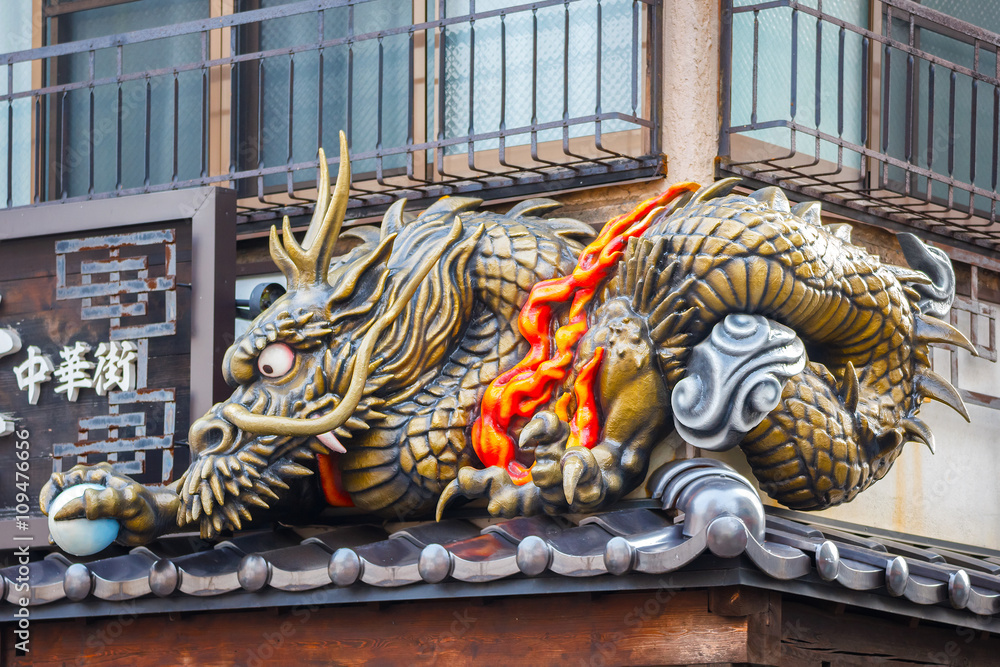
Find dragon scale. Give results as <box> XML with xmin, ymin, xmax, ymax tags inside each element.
<box><xmin>625</xmin><ymin>182</ymin><xmax>943</xmax><ymax>509</ymax></box>
<box><xmin>41</xmin><ymin>137</ymin><xmax>973</xmax><ymax>544</ymax></box>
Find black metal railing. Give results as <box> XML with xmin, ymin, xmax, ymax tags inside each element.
<box><xmin>720</xmin><ymin>0</ymin><xmax>1000</xmax><ymax>252</ymax></box>
<box><xmin>1</xmin><ymin>0</ymin><xmax>662</xmax><ymax>228</ymax></box>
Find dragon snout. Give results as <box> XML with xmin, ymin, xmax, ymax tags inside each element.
<box><xmin>189</xmin><ymin>414</ymin><xmax>238</xmax><ymax>455</ymax></box>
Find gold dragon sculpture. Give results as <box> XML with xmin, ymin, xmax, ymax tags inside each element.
<box><xmin>42</xmin><ymin>134</ymin><xmax>975</xmax><ymax>545</ymax></box>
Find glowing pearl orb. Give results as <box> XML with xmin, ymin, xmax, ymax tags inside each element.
<box><xmin>47</xmin><ymin>483</ymin><xmax>120</xmax><ymax>556</ymax></box>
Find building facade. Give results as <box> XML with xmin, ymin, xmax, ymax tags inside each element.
<box><xmin>2</xmin><ymin>0</ymin><xmax>1000</xmax><ymax>664</ymax></box>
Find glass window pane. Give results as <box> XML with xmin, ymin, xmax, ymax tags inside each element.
<box><xmin>56</xmin><ymin>0</ymin><xmax>210</xmax><ymax>198</ymax></box>
<box><xmin>1</xmin><ymin>0</ymin><xmax>33</xmax><ymax>207</ymax></box>
<box><xmin>441</xmin><ymin>0</ymin><xmax>643</xmax><ymax>154</ymax></box>
<box><xmin>249</xmin><ymin>0</ymin><xmax>411</xmax><ymax>187</ymax></box>
<box><xmin>729</xmin><ymin>0</ymin><xmax>868</xmax><ymax>169</ymax></box>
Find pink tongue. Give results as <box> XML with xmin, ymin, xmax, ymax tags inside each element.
<box><xmin>316</xmin><ymin>431</ymin><xmax>346</xmax><ymax>454</ymax></box>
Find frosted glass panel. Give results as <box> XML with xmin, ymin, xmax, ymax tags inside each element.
<box><xmin>729</xmin><ymin>0</ymin><xmax>868</xmax><ymax>169</ymax></box>
<box><xmin>0</xmin><ymin>0</ymin><xmax>33</xmax><ymax>206</ymax></box>
<box><xmin>442</xmin><ymin>0</ymin><xmax>643</xmax><ymax>153</ymax></box>
<box><xmin>887</xmin><ymin>1</ymin><xmax>1000</xmax><ymax>212</ymax></box>
<box><xmin>255</xmin><ymin>0</ymin><xmax>411</xmax><ymax>184</ymax></box>
<box><xmin>58</xmin><ymin>0</ymin><xmax>210</xmax><ymax>197</ymax></box>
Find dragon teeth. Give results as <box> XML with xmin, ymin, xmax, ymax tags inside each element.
<box><xmin>254</xmin><ymin>482</ymin><xmax>280</xmax><ymax>500</ymax></box>
<box><xmin>215</xmin><ymin>457</ymin><xmax>233</xmax><ymax>478</ymax></box>
<box><xmin>210</xmin><ymin>475</ymin><xmax>226</xmax><ymax>506</ymax></box>
<box><xmin>235</xmin><ymin>502</ymin><xmax>252</xmax><ymax>521</ymax></box>
<box><xmin>186</xmin><ymin>464</ymin><xmax>202</xmax><ymax>496</ymax></box>
<box><xmin>223</xmin><ymin>505</ymin><xmax>242</xmax><ymax>530</ymax></box>
<box><xmin>274</xmin><ymin>461</ymin><xmax>312</xmax><ymax>478</ymax></box>
<box><xmin>262</xmin><ymin>472</ymin><xmax>289</xmax><ymax>491</ymax></box>
<box><xmin>242</xmin><ymin>492</ymin><xmax>269</xmax><ymax>509</ymax></box>
<box><xmin>201</xmin><ymin>484</ymin><xmax>214</xmax><ymax>516</ymax></box>
<box><xmin>200</xmin><ymin>455</ymin><xmax>215</xmax><ymax>479</ymax></box>
<box><xmin>237</xmin><ymin>450</ymin><xmax>267</xmax><ymax>468</ymax></box>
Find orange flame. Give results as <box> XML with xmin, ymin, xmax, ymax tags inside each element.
<box><xmin>472</xmin><ymin>183</ymin><xmax>699</xmax><ymax>483</ymax></box>
<box><xmin>566</xmin><ymin>347</ymin><xmax>604</xmax><ymax>450</ymax></box>
<box><xmin>317</xmin><ymin>452</ymin><xmax>355</xmax><ymax>507</ymax></box>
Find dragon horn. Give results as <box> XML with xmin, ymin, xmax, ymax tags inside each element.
<box><xmin>270</xmin><ymin>132</ymin><xmax>352</xmax><ymax>287</ymax></box>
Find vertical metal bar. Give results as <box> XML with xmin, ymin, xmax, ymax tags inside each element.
<box><xmin>88</xmin><ymin>85</ymin><xmax>95</xmax><ymax>195</ymax></box>
<box><xmin>144</xmin><ymin>76</ymin><xmax>151</xmax><ymax>188</ymax></box>
<box><xmin>287</xmin><ymin>54</ymin><xmax>295</xmax><ymax>169</ymax></box>
<box><xmin>6</xmin><ymin>63</ymin><xmax>13</xmax><ymax>207</ymax></box>
<box><xmin>532</xmin><ymin>4</ymin><xmax>541</xmax><ymax>157</ymax></box>
<box><xmin>256</xmin><ymin>52</ymin><xmax>265</xmax><ymax>202</ymax></box>
<box><xmin>499</xmin><ymin>9</ymin><xmax>508</xmax><ymax>167</ymax></box>
<box><xmin>751</xmin><ymin>9</ymin><xmax>759</xmax><ymax>126</ymax></box>
<box><xmin>594</xmin><ymin>0</ymin><xmax>602</xmax><ymax>146</ymax></box>
<box><xmin>631</xmin><ymin>0</ymin><xmax>638</xmax><ymax>117</ymax></box>
<box><xmin>59</xmin><ymin>90</ymin><xmax>67</xmax><ymax>199</ymax></box>
<box><xmin>377</xmin><ymin>33</ymin><xmax>385</xmax><ymax>183</ymax></box>
<box><xmin>229</xmin><ymin>24</ymin><xmax>238</xmax><ymax>177</ymax></box>
<box><xmin>719</xmin><ymin>0</ymin><xmax>733</xmax><ymax>156</ymax></box>
<box><xmin>563</xmin><ymin>0</ymin><xmax>571</xmax><ymax>153</ymax></box>
<box><xmin>287</xmin><ymin>52</ymin><xmax>295</xmax><ymax>194</ymax></box>
<box><xmin>948</xmin><ymin>69</ymin><xmax>956</xmax><ymax>177</ymax></box>
<box><xmin>318</xmin><ymin>10</ymin><xmax>325</xmax><ymax>154</ymax></box>
<box><xmin>814</xmin><ymin>8</ymin><xmax>822</xmax><ymax>128</ymax></box>
<box><xmin>115</xmin><ymin>85</ymin><xmax>122</xmax><ymax>190</ymax></box>
<box><xmin>881</xmin><ymin>42</ymin><xmax>890</xmax><ymax>154</ymax></box>
<box><xmin>347</xmin><ymin>3</ymin><xmax>355</xmax><ymax>154</ymax></box>
<box><xmin>837</xmin><ymin>27</ymin><xmax>845</xmax><ymax>137</ymax></box>
<box><xmin>201</xmin><ymin>31</ymin><xmax>209</xmax><ymax>179</ymax></box>
<box><xmin>406</xmin><ymin>24</ymin><xmax>414</xmax><ymax>178</ymax></box>
<box><xmin>969</xmin><ymin>41</ymin><xmax>979</xmax><ymax>190</ymax></box>
<box><xmin>256</xmin><ymin>55</ymin><xmax>264</xmax><ymax>171</ymax></box>
<box><xmin>88</xmin><ymin>51</ymin><xmax>95</xmax><ymax>196</ymax></box>
<box><xmin>650</xmin><ymin>0</ymin><xmax>662</xmax><ymax>154</ymax></box>
<box><xmin>172</xmin><ymin>71</ymin><xmax>179</xmax><ymax>183</ymax></box>
<box><xmin>926</xmin><ymin>62</ymin><xmax>935</xmax><ymax>172</ymax></box>
<box><xmin>861</xmin><ymin>35</ymin><xmax>869</xmax><ymax>145</ymax></box>
<box><xmin>789</xmin><ymin>7</ymin><xmax>797</xmax><ymax>121</ymax></box>
<box><xmin>436</xmin><ymin>0</ymin><xmax>446</xmax><ymax>178</ymax></box>
<box><xmin>116</xmin><ymin>45</ymin><xmax>123</xmax><ymax>190</ymax></box>
<box><xmin>992</xmin><ymin>48</ymin><xmax>999</xmax><ymax>194</ymax></box>
<box><xmin>904</xmin><ymin>36</ymin><xmax>914</xmax><ymax>196</ymax></box>
<box><xmin>467</xmin><ymin>0</ymin><xmax>475</xmax><ymax>170</ymax></box>
<box><xmin>33</xmin><ymin>94</ymin><xmax>40</xmax><ymax>203</ymax></box>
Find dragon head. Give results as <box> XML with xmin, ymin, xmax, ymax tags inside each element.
<box><xmin>180</xmin><ymin>133</ymin><xmax>458</xmax><ymax>536</ymax></box>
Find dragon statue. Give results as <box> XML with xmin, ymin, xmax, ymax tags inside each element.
<box><xmin>42</xmin><ymin>134</ymin><xmax>975</xmax><ymax>546</ymax></box>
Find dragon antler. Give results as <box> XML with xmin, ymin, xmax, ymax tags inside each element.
<box><xmin>270</xmin><ymin>130</ymin><xmax>352</xmax><ymax>288</ymax></box>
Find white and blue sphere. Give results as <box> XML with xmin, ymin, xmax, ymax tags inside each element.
<box><xmin>47</xmin><ymin>483</ymin><xmax>120</xmax><ymax>556</ymax></box>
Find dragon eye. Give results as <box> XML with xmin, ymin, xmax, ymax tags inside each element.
<box><xmin>258</xmin><ymin>343</ymin><xmax>295</xmax><ymax>378</ymax></box>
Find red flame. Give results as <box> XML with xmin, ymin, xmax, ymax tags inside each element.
<box><xmin>472</xmin><ymin>183</ymin><xmax>699</xmax><ymax>483</ymax></box>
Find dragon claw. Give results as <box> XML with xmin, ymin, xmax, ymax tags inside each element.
<box><xmin>437</xmin><ymin>466</ymin><xmax>541</xmax><ymax>518</ymax></box>
<box><xmin>562</xmin><ymin>455</ymin><xmax>584</xmax><ymax>505</ymax></box>
<box><xmin>435</xmin><ymin>479</ymin><xmax>461</xmax><ymax>521</ymax></box>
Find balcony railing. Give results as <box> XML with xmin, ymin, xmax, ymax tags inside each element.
<box><xmin>720</xmin><ymin>0</ymin><xmax>1000</xmax><ymax>253</ymax></box>
<box><xmin>1</xmin><ymin>0</ymin><xmax>662</xmax><ymax>229</ymax></box>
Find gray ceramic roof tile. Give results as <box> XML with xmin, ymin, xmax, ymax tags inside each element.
<box><xmin>9</xmin><ymin>508</ymin><xmax>1000</xmax><ymax>624</ymax></box>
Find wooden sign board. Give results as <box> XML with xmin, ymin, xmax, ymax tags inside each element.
<box><xmin>0</xmin><ymin>188</ymin><xmax>235</xmax><ymax>542</ymax></box>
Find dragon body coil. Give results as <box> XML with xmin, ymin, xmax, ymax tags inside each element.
<box><xmin>41</xmin><ymin>136</ymin><xmax>973</xmax><ymax>542</ymax></box>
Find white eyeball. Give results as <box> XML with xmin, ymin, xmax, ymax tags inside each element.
<box><xmin>258</xmin><ymin>342</ymin><xmax>295</xmax><ymax>378</ymax></box>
